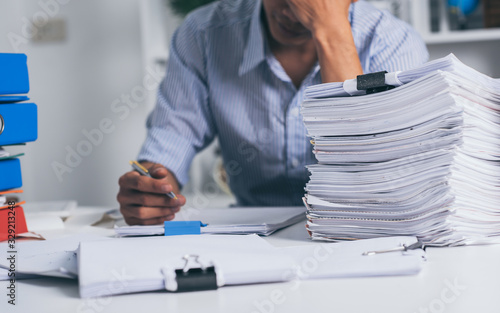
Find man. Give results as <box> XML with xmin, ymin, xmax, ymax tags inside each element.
<box><xmin>117</xmin><ymin>0</ymin><xmax>429</xmax><ymax>225</ymax></box>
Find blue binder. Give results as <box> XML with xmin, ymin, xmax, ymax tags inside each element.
<box><xmin>0</xmin><ymin>158</ymin><xmax>22</xmax><ymax>191</ymax></box>
<box><xmin>0</xmin><ymin>54</ymin><xmax>30</xmax><ymax>95</ymax></box>
<box><xmin>0</xmin><ymin>102</ymin><xmax>38</xmax><ymax>145</ymax></box>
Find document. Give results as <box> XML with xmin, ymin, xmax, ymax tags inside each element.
<box><xmin>301</xmin><ymin>54</ymin><xmax>500</xmax><ymax>246</ymax></box>
<box><xmin>279</xmin><ymin>236</ymin><xmax>425</xmax><ymax>279</ymax></box>
<box><xmin>0</xmin><ymin>233</ymin><xmax>111</xmax><ymax>279</ymax></box>
<box><xmin>78</xmin><ymin>234</ymin><xmax>425</xmax><ymax>298</ymax></box>
<box><xmin>115</xmin><ymin>206</ymin><xmax>306</xmax><ymax>237</ymax></box>
<box><xmin>78</xmin><ymin>234</ymin><xmax>297</xmax><ymax>298</ymax></box>
<box><xmin>0</xmin><ymin>224</ymin><xmax>425</xmax><ymax>296</ymax></box>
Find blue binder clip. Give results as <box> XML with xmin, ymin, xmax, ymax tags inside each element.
<box><xmin>164</xmin><ymin>221</ymin><xmax>207</xmax><ymax>236</ymax></box>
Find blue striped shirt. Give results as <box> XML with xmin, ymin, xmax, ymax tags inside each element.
<box><xmin>138</xmin><ymin>0</ymin><xmax>429</xmax><ymax>206</ymax></box>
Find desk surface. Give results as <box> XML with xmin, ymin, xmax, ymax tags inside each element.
<box><xmin>2</xmin><ymin>209</ymin><xmax>500</xmax><ymax>313</ymax></box>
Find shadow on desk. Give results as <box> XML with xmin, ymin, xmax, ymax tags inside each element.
<box><xmin>22</xmin><ymin>277</ymin><xmax>80</xmax><ymax>299</ymax></box>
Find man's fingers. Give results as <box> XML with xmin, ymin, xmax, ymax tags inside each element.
<box><xmin>117</xmin><ymin>189</ymin><xmax>186</xmax><ymax>208</ymax></box>
<box><xmin>120</xmin><ymin>204</ymin><xmax>180</xmax><ymax>221</ymax></box>
<box><xmin>117</xmin><ymin>162</ymin><xmax>184</xmax><ymax>226</ymax></box>
<box><xmin>148</xmin><ymin>163</ymin><xmax>169</xmax><ymax>179</ymax></box>
<box><xmin>118</xmin><ymin>171</ymin><xmax>174</xmax><ymax>194</ymax></box>
<box><xmin>123</xmin><ymin>214</ymin><xmax>176</xmax><ymax>226</ymax></box>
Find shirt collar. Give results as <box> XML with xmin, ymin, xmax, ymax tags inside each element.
<box><xmin>238</xmin><ymin>0</ymin><xmax>266</xmax><ymax>76</ymax></box>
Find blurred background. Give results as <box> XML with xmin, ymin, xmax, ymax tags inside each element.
<box><xmin>0</xmin><ymin>0</ymin><xmax>499</xmax><ymax>210</ymax></box>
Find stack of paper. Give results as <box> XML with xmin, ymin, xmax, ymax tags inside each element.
<box><xmin>301</xmin><ymin>54</ymin><xmax>500</xmax><ymax>246</ymax></box>
<box><xmin>115</xmin><ymin>206</ymin><xmax>306</xmax><ymax>237</ymax></box>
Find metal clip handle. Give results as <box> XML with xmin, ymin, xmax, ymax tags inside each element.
<box><xmin>182</xmin><ymin>254</ymin><xmax>206</xmax><ymax>272</ymax></box>
<box><xmin>0</xmin><ymin>114</ymin><xmax>4</xmax><ymax>135</ymax></box>
<box><xmin>362</xmin><ymin>240</ymin><xmax>424</xmax><ymax>256</ymax></box>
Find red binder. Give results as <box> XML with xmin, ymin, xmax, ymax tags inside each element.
<box><xmin>0</xmin><ymin>205</ymin><xmax>28</xmax><ymax>241</ymax></box>
<box><xmin>0</xmin><ymin>190</ymin><xmax>28</xmax><ymax>241</ymax></box>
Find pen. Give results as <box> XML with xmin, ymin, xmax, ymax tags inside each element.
<box><xmin>129</xmin><ymin>160</ymin><xmax>178</xmax><ymax>200</ymax></box>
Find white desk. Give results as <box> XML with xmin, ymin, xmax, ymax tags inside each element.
<box><xmin>2</xmin><ymin>210</ymin><xmax>500</xmax><ymax>313</ymax></box>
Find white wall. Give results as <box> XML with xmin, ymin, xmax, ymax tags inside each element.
<box><xmin>428</xmin><ymin>41</ymin><xmax>500</xmax><ymax>78</ymax></box>
<box><xmin>0</xmin><ymin>0</ymin><xmax>148</xmax><ymax>207</ymax></box>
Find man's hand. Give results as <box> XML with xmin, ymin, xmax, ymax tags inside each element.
<box><xmin>117</xmin><ymin>162</ymin><xmax>186</xmax><ymax>225</ymax></box>
<box><xmin>285</xmin><ymin>0</ymin><xmax>356</xmax><ymax>34</ymax></box>
<box><xmin>286</xmin><ymin>0</ymin><xmax>362</xmax><ymax>83</ymax></box>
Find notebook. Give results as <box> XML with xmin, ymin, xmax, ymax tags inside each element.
<box><xmin>114</xmin><ymin>206</ymin><xmax>306</xmax><ymax>237</ymax></box>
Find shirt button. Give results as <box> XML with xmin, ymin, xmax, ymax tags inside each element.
<box><xmin>289</xmin><ymin>107</ymin><xmax>300</xmax><ymax>117</ymax></box>
<box><xmin>291</xmin><ymin>158</ymin><xmax>300</xmax><ymax>168</ymax></box>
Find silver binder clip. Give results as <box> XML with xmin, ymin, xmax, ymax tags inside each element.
<box><xmin>162</xmin><ymin>254</ymin><xmax>221</xmax><ymax>292</ymax></box>
<box><xmin>181</xmin><ymin>254</ymin><xmax>205</xmax><ymax>272</ymax></box>
<box><xmin>362</xmin><ymin>240</ymin><xmax>424</xmax><ymax>256</ymax></box>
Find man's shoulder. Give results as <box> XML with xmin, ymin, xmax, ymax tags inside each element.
<box><xmin>184</xmin><ymin>0</ymin><xmax>256</xmax><ymax>32</ymax></box>
<box><xmin>352</xmin><ymin>1</ymin><xmax>413</xmax><ymax>31</ymax></box>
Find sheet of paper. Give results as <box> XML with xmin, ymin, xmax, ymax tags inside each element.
<box><xmin>278</xmin><ymin>236</ymin><xmax>425</xmax><ymax>279</ymax></box>
<box><xmin>24</xmin><ymin>213</ymin><xmax>65</xmax><ymax>232</ymax></box>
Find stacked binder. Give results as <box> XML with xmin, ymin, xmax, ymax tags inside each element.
<box><xmin>301</xmin><ymin>54</ymin><xmax>500</xmax><ymax>246</ymax></box>
<box><xmin>0</xmin><ymin>53</ymin><xmax>38</xmax><ymax>241</ymax></box>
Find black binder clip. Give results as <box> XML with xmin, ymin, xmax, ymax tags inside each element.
<box><xmin>356</xmin><ymin>71</ymin><xmax>395</xmax><ymax>94</ymax></box>
<box><xmin>164</xmin><ymin>254</ymin><xmax>219</xmax><ymax>292</ymax></box>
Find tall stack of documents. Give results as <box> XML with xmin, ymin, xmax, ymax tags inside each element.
<box><xmin>0</xmin><ymin>53</ymin><xmax>38</xmax><ymax>241</ymax></box>
<box><xmin>301</xmin><ymin>54</ymin><xmax>500</xmax><ymax>246</ymax></box>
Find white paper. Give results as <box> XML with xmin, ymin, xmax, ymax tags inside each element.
<box><xmin>78</xmin><ymin>234</ymin><xmax>425</xmax><ymax>298</ymax></box>
<box><xmin>301</xmin><ymin>54</ymin><xmax>500</xmax><ymax>246</ymax></box>
<box><xmin>115</xmin><ymin>206</ymin><xmax>306</xmax><ymax>237</ymax></box>
<box><xmin>78</xmin><ymin>234</ymin><xmax>295</xmax><ymax>298</ymax></box>
<box><xmin>0</xmin><ymin>233</ymin><xmax>111</xmax><ymax>279</ymax></box>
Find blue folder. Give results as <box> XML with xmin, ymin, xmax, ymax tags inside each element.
<box><xmin>0</xmin><ymin>53</ymin><xmax>30</xmax><ymax>95</ymax></box>
<box><xmin>0</xmin><ymin>102</ymin><xmax>38</xmax><ymax>145</ymax></box>
<box><xmin>0</xmin><ymin>158</ymin><xmax>22</xmax><ymax>191</ymax></box>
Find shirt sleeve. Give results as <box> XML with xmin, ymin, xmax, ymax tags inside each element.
<box><xmin>137</xmin><ymin>15</ymin><xmax>216</xmax><ymax>186</ymax></box>
<box><xmin>366</xmin><ymin>11</ymin><xmax>429</xmax><ymax>73</ymax></box>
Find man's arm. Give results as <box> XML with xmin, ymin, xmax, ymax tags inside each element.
<box><xmin>286</xmin><ymin>0</ymin><xmax>363</xmax><ymax>82</ymax></box>
<box><xmin>117</xmin><ymin>12</ymin><xmax>216</xmax><ymax>225</ymax></box>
